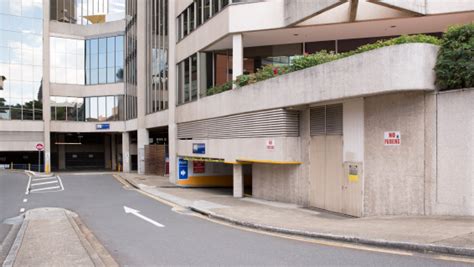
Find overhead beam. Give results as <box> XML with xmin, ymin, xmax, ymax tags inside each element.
<box><xmin>349</xmin><ymin>0</ymin><xmax>359</xmax><ymax>22</ymax></box>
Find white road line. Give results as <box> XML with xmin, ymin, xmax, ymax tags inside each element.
<box><xmin>20</xmin><ymin>208</ymin><xmax>25</xmax><ymax>213</ymax></box>
<box><xmin>31</xmin><ymin>180</ymin><xmax>58</xmax><ymax>186</ymax></box>
<box><xmin>29</xmin><ymin>186</ymin><xmax>61</xmax><ymax>192</ymax></box>
<box><xmin>25</xmin><ymin>174</ymin><xmax>32</xmax><ymax>195</ymax></box>
<box><xmin>31</xmin><ymin>177</ymin><xmax>57</xmax><ymax>182</ymax></box>
<box><xmin>57</xmin><ymin>176</ymin><xmax>65</xmax><ymax>191</ymax></box>
<box><xmin>23</xmin><ymin>199</ymin><xmax>27</xmax><ymax>203</ymax></box>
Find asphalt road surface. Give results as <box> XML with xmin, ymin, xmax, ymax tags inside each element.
<box><xmin>0</xmin><ymin>171</ymin><xmax>471</xmax><ymax>266</ymax></box>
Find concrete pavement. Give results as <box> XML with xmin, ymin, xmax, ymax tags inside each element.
<box><xmin>118</xmin><ymin>173</ymin><xmax>474</xmax><ymax>257</ymax></box>
<box><xmin>3</xmin><ymin>207</ymin><xmax>117</xmax><ymax>267</ymax></box>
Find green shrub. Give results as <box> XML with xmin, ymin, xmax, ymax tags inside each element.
<box><xmin>206</xmin><ymin>81</ymin><xmax>233</xmax><ymax>96</ymax></box>
<box><xmin>290</xmin><ymin>50</ymin><xmax>343</xmax><ymax>72</ymax></box>
<box><xmin>435</xmin><ymin>23</ymin><xmax>474</xmax><ymax>90</ymax></box>
<box><xmin>352</xmin><ymin>34</ymin><xmax>441</xmax><ymax>55</ymax></box>
<box><xmin>235</xmin><ymin>65</ymin><xmax>290</xmax><ymax>87</ymax></box>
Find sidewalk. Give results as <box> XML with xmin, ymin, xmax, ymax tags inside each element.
<box><xmin>3</xmin><ymin>208</ymin><xmax>117</xmax><ymax>267</ymax></box>
<box><xmin>118</xmin><ymin>173</ymin><xmax>474</xmax><ymax>257</ymax></box>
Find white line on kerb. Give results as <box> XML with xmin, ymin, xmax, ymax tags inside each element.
<box><xmin>31</xmin><ymin>177</ymin><xmax>57</xmax><ymax>182</ymax></box>
<box><xmin>31</xmin><ymin>180</ymin><xmax>58</xmax><ymax>186</ymax></box>
<box><xmin>23</xmin><ymin>199</ymin><xmax>27</xmax><ymax>203</ymax></box>
<box><xmin>29</xmin><ymin>186</ymin><xmax>61</xmax><ymax>192</ymax></box>
<box><xmin>20</xmin><ymin>208</ymin><xmax>25</xmax><ymax>213</ymax></box>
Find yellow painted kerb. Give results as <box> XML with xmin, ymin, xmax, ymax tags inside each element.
<box><xmin>236</xmin><ymin>158</ymin><xmax>302</xmax><ymax>165</ymax></box>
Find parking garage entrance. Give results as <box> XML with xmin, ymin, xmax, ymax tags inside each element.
<box><xmin>50</xmin><ymin>132</ymin><xmax>124</xmax><ymax>171</ymax></box>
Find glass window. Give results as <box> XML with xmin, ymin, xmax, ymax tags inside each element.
<box><xmin>191</xmin><ymin>54</ymin><xmax>198</xmax><ymax>101</ymax></box>
<box><xmin>89</xmin><ymin>97</ymin><xmax>98</xmax><ymax>121</ymax></box>
<box><xmin>203</xmin><ymin>0</ymin><xmax>210</xmax><ymax>21</ymax></box>
<box><xmin>106</xmin><ymin>96</ymin><xmax>115</xmax><ymax>121</ymax></box>
<box><xmin>196</xmin><ymin>0</ymin><xmax>202</xmax><ymax>27</ymax></box>
<box><xmin>189</xmin><ymin>5</ymin><xmax>195</xmax><ymax>33</ymax></box>
<box><xmin>98</xmin><ymin>96</ymin><xmax>106</xmax><ymax>121</ymax></box>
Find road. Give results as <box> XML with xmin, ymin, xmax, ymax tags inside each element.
<box><xmin>0</xmin><ymin>171</ymin><xmax>471</xmax><ymax>266</ymax></box>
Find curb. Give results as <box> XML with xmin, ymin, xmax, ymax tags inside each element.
<box><xmin>190</xmin><ymin>207</ymin><xmax>474</xmax><ymax>258</ymax></box>
<box><xmin>24</xmin><ymin>171</ymin><xmax>55</xmax><ymax>178</ymax></box>
<box><xmin>65</xmin><ymin>210</ymin><xmax>118</xmax><ymax>267</ymax></box>
<box><xmin>2</xmin><ymin>218</ymin><xmax>27</xmax><ymax>267</ymax></box>
<box><xmin>118</xmin><ymin>175</ymin><xmax>474</xmax><ymax>258</ymax></box>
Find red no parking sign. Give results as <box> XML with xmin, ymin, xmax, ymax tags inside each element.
<box><xmin>36</xmin><ymin>143</ymin><xmax>44</xmax><ymax>151</ymax></box>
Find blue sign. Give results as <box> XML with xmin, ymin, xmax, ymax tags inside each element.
<box><xmin>96</xmin><ymin>123</ymin><xmax>110</xmax><ymax>130</ymax></box>
<box><xmin>193</xmin><ymin>143</ymin><xmax>206</xmax><ymax>154</ymax></box>
<box><xmin>178</xmin><ymin>159</ymin><xmax>188</xmax><ymax>180</ymax></box>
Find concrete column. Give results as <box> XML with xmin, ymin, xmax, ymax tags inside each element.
<box><xmin>42</xmin><ymin>0</ymin><xmax>51</xmax><ymax>173</ymax></box>
<box><xmin>168</xmin><ymin>0</ymin><xmax>177</xmax><ymax>183</ymax></box>
<box><xmin>104</xmin><ymin>135</ymin><xmax>111</xmax><ymax>169</ymax></box>
<box><xmin>137</xmin><ymin>128</ymin><xmax>149</xmax><ymax>174</ymax></box>
<box><xmin>122</xmin><ymin>132</ymin><xmax>131</xmax><ymax>172</ymax></box>
<box><xmin>136</xmin><ymin>0</ymin><xmax>148</xmax><ymax>175</ymax></box>
<box><xmin>298</xmin><ymin>109</ymin><xmax>311</xmax><ymax>206</ymax></box>
<box><xmin>233</xmin><ymin>164</ymin><xmax>244</xmax><ymax>198</ymax></box>
<box><xmin>111</xmin><ymin>134</ymin><xmax>117</xmax><ymax>171</ymax></box>
<box><xmin>58</xmin><ymin>134</ymin><xmax>66</xmax><ymax>170</ymax></box>
<box><xmin>232</xmin><ymin>33</ymin><xmax>243</xmax><ymax>88</ymax></box>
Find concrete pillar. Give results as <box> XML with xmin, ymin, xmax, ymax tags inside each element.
<box><xmin>42</xmin><ymin>0</ymin><xmax>51</xmax><ymax>173</ymax></box>
<box><xmin>104</xmin><ymin>135</ymin><xmax>111</xmax><ymax>169</ymax></box>
<box><xmin>168</xmin><ymin>0</ymin><xmax>177</xmax><ymax>183</ymax></box>
<box><xmin>232</xmin><ymin>33</ymin><xmax>243</xmax><ymax>88</ymax></box>
<box><xmin>111</xmin><ymin>134</ymin><xmax>117</xmax><ymax>171</ymax></box>
<box><xmin>58</xmin><ymin>134</ymin><xmax>66</xmax><ymax>170</ymax></box>
<box><xmin>136</xmin><ymin>0</ymin><xmax>148</xmax><ymax>175</ymax></box>
<box><xmin>137</xmin><ymin>129</ymin><xmax>149</xmax><ymax>174</ymax></box>
<box><xmin>298</xmin><ymin>109</ymin><xmax>311</xmax><ymax>206</ymax></box>
<box><xmin>122</xmin><ymin>132</ymin><xmax>131</xmax><ymax>172</ymax></box>
<box><xmin>233</xmin><ymin>164</ymin><xmax>244</xmax><ymax>198</ymax></box>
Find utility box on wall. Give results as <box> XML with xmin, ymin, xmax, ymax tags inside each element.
<box><xmin>343</xmin><ymin>162</ymin><xmax>363</xmax><ymax>217</ymax></box>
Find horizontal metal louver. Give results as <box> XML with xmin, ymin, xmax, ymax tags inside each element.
<box><xmin>178</xmin><ymin>109</ymin><xmax>300</xmax><ymax>140</ymax></box>
<box><xmin>325</xmin><ymin>104</ymin><xmax>343</xmax><ymax>135</ymax></box>
<box><xmin>310</xmin><ymin>104</ymin><xmax>343</xmax><ymax>136</ymax></box>
<box><xmin>310</xmin><ymin>106</ymin><xmax>325</xmax><ymax>136</ymax></box>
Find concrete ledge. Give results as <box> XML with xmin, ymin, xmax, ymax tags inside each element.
<box><xmin>177</xmin><ymin>43</ymin><xmax>439</xmax><ymax>123</ymax></box>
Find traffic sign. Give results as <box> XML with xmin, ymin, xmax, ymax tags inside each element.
<box><xmin>36</xmin><ymin>143</ymin><xmax>44</xmax><ymax>151</ymax></box>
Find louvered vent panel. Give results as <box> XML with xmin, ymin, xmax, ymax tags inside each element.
<box><xmin>325</xmin><ymin>104</ymin><xmax>343</xmax><ymax>135</ymax></box>
<box><xmin>310</xmin><ymin>106</ymin><xmax>326</xmax><ymax>136</ymax></box>
<box><xmin>310</xmin><ymin>104</ymin><xmax>343</xmax><ymax>136</ymax></box>
<box><xmin>178</xmin><ymin>109</ymin><xmax>300</xmax><ymax>140</ymax></box>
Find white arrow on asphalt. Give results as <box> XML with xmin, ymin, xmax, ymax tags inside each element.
<box><xmin>123</xmin><ymin>206</ymin><xmax>165</xmax><ymax>228</ymax></box>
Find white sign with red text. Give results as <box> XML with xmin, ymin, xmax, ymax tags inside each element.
<box><xmin>384</xmin><ymin>131</ymin><xmax>401</xmax><ymax>146</ymax></box>
<box><xmin>266</xmin><ymin>139</ymin><xmax>275</xmax><ymax>150</ymax></box>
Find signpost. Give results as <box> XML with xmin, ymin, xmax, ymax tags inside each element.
<box><xmin>36</xmin><ymin>143</ymin><xmax>44</xmax><ymax>172</ymax></box>
<box><xmin>384</xmin><ymin>131</ymin><xmax>401</xmax><ymax>146</ymax></box>
<box><xmin>178</xmin><ymin>158</ymin><xmax>188</xmax><ymax>180</ymax></box>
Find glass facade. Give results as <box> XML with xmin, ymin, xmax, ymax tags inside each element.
<box><xmin>0</xmin><ymin>0</ymin><xmax>43</xmax><ymax>120</ymax></box>
<box><xmin>146</xmin><ymin>0</ymin><xmax>169</xmax><ymax>114</ymax></box>
<box><xmin>50</xmin><ymin>0</ymin><xmax>125</xmax><ymax>25</ymax></box>
<box><xmin>85</xmin><ymin>35</ymin><xmax>124</xmax><ymax>85</ymax></box>
<box><xmin>50</xmin><ymin>95</ymin><xmax>124</xmax><ymax>121</ymax></box>
<box><xmin>50</xmin><ymin>35</ymin><xmax>123</xmax><ymax>85</ymax></box>
<box><xmin>177</xmin><ymin>0</ymin><xmax>229</xmax><ymax>41</ymax></box>
<box><xmin>50</xmin><ymin>37</ymin><xmax>85</xmax><ymax>84</ymax></box>
<box><xmin>125</xmin><ymin>0</ymin><xmax>137</xmax><ymax>119</ymax></box>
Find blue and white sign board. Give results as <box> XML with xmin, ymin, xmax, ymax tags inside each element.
<box><xmin>178</xmin><ymin>158</ymin><xmax>188</xmax><ymax>180</ymax></box>
<box><xmin>96</xmin><ymin>123</ymin><xmax>110</xmax><ymax>130</ymax></box>
<box><xmin>193</xmin><ymin>143</ymin><xmax>206</xmax><ymax>154</ymax></box>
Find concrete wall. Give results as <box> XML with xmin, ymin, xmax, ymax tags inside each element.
<box><xmin>50</xmin><ymin>121</ymin><xmax>126</xmax><ymax>132</ymax></box>
<box><xmin>49</xmin><ymin>20</ymin><xmax>125</xmax><ymax>38</ymax></box>
<box><xmin>177</xmin><ymin>44</ymin><xmax>438</xmax><ymax>123</ymax></box>
<box><xmin>364</xmin><ymin>92</ymin><xmax>426</xmax><ymax>216</ymax></box>
<box><xmin>252</xmin><ymin>164</ymin><xmax>301</xmax><ymax>203</ymax></box>
<box><xmin>0</xmin><ymin>132</ymin><xmax>44</xmax><ymax>151</ymax></box>
<box><xmin>50</xmin><ymin>83</ymin><xmax>125</xmax><ymax>97</ymax></box>
<box><xmin>284</xmin><ymin>0</ymin><xmax>344</xmax><ymax>25</ymax></box>
<box><xmin>431</xmin><ymin>89</ymin><xmax>474</xmax><ymax>216</ymax></box>
<box><xmin>377</xmin><ymin>0</ymin><xmax>474</xmax><ymax>15</ymax></box>
<box><xmin>177</xmin><ymin>137</ymin><xmax>300</xmax><ymax>163</ymax></box>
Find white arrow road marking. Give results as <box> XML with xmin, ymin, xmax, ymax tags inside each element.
<box><xmin>32</xmin><ymin>177</ymin><xmax>57</xmax><ymax>181</ymax></box>
<box><xmin>123</xmin><ymin>206</ymin><xmax>165</xmax><ymax>228</ymax></box>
